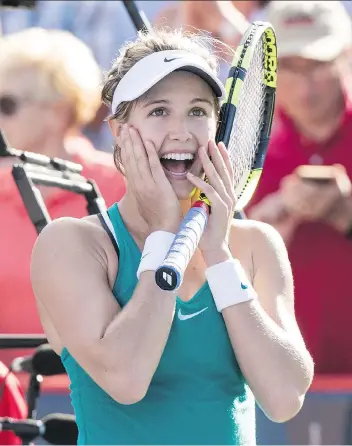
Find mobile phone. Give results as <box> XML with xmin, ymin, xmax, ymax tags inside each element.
<box><xmin>296</xmin><ymin>165</ymin><xmax>335</xmax><ymax>185</ymax></box>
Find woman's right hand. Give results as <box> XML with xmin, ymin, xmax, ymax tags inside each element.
<box><xmin>119</xmin><ymin>124</ymin><xmax>181</xmax><ymax>234</ymax></box>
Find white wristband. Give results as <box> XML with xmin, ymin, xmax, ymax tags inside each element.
<box><xmin>136</xmin><ymin>231</ymin><xmax>175</xmax><ymax>279</ymax></box>
<box><xmin>205</xmin><ymin>259</ymin><xmax>257</xmax><ymax>312</ymax></box>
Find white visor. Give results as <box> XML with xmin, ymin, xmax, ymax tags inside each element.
<box><xmin>111</xmin><ymin>50</ymin><xmax>226</xmax><ymax>114</ymax></box>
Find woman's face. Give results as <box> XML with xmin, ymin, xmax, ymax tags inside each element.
<box><xmin>115</xmin><ymin>70</ymin><xmax>218</xmax><ymax>199</ymax></box>
<box><xmin>0</xmin><ymin>69</ymin><xmax>61</xmax><ymax>152</ymax></box>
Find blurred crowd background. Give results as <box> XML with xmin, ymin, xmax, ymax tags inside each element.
<box><xmin>1</xmin><ymin>1</ymin><xmax>352</xmax><ymax>444</ymax></box>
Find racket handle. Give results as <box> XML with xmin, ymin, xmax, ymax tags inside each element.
<box><xmin>155</xmin><ymin>203</ymin><xmax>209</xmax><ymax>291</ymax></box>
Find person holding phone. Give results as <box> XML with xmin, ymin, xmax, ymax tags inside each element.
<box><xmin>248</xmin><ymin>1</ymin><xmax>352</xmax><ymax>374</ymax></box>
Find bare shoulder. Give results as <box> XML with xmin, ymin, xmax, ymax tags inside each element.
<box><xmin>229</xmin><ymin>218</ymin><xmax>293</xmax><ymax>300</ymax></box>
<box><xmin>31</xmin><ymin>215</ymin><xmax>118</xmax><ymax>289</ymax></box>
<box><xmin>32</xmin><ymin>216</ymin><xmax>100</xmax><ymax>261</ymax></box>
<box><xmin>230</xmin><ymin>218</ymin><xmax>289</xmax><ymax>262</ymax></box>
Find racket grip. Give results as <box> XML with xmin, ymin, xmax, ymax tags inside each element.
<box><xmin>155</xmin><ymin>203</ymin><xmax>209</xmax><ymax>291</ymax></box>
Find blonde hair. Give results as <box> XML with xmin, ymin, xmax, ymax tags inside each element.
<box><xmin>0</xmin><ymin>28</ymin><xmax>102</xmax><ymax>127</ymax></box>
<box><xmin>102</xmin><ymin>28</ymin><xmax>222</xmax><ymax>172</ymax></box>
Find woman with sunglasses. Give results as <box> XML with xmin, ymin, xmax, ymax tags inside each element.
<box><xmin>0</xmin><ymin>28</ymin><xmax>125</xmax><ymax>369</ymax></box>
<box><xmin>0</xmin><ymin>28</ymin><xmax>102</xmax><ymax>158</ymax></box>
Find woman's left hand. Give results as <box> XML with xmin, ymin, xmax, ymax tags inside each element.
<box><xmin>186</xmin><ymin>140</ymin><xmax>236</xmax><ymax>266</ymax></box>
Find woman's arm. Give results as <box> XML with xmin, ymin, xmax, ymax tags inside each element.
<box><xmin>205</xmin><ymin>221</ymin><xmax>314</xmax><ymax>423</ymax></box>
<box><xmin>184</xmin><ymin>139</ymin><xmax>313</xmax><ymax>421</ymax></box>
<box><xmin>31</xmin><ymin>217</ymin><xmax>176</xmax><ymax>405</ymax></box>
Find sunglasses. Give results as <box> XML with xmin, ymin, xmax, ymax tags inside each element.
<box><xmin>0</xmin><ymin>95</ymin><xmax>31</xmax><ymax>117</ymax></box>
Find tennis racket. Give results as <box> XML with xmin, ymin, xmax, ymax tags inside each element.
<box><xmin>122</xmin><ymin>0</ymin><xmax>153</xmax><ymax>33</ymax></box>
<box><xmin>155</xmin><ymin>21</ymin><xmax>277</xmax><ymax>291</ymax></box>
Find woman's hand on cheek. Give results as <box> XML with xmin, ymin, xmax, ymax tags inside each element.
<box><xmin>120</xmin><ymin>124</ymin><xmax>182</xmax><ymax>234</ymax></box>
<box><xmin>186</xmin><ymin>140</ymin><xmax>236</xmax><ymax>265</ymax></box>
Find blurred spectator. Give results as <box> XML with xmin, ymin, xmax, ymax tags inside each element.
<box><xmin>248</xmin><ymin>1</ymin><xmax>352</xmax><ymax>374</ymax></box>
<box><xmin>0</xmin><ymin>28</ymin><xmax>102</xmax><ymax>158</ymax></box>
<box><xmin>0</xmin><ymin>28</ymin><xmax>125</xmax><ymax>367</ymax></box>
<box><xmin>0</xmin><ymin>0</ymin><xmax>172</xmax><ymax>151</ymax></box>
<box><xmin>155</xmin><ymin>1</ymin><xmax>271</xmax><ymax>79</ymax></box>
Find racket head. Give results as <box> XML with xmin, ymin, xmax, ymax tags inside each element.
<box><xmin>216</xmin><ymin>22</ymin><xmax>277</xmax><ymax>211</ymax></box>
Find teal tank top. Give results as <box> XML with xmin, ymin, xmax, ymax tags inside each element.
<box><xmin>61</xmin><ymin>203</ymin><xmax>256</xmax><ymax>445</ymax></box>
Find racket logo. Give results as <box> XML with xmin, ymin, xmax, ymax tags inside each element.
<box><xmin>192</xmin><ymin>181</ymin><xmax>211</xmax><ymax>206</ymax></box>
<box><xmin>263</xmin><ymin>28</ymin><xmax>277</xmax><ymax>88</ymax></box>
<box><xmin>162</xmin><ymin>271</ymin><xmax>173</xmax><ymax>286</ymax></box>
<box><xmin>199</xmin><ymin>191</ymin><xmax>208</xmax><ymax>201</ymax></box>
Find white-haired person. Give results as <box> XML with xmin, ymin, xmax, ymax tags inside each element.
<box><xmin>31</xmin><ymin>28</ymin><xmax>313</xmax><ymax>445</ymax></box>
<box><xmin>0</xmin><ymin>28</ymin><xmax>125</xmax><ymax>368</ymax></box>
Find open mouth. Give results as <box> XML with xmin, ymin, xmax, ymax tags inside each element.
<box><xmin>160</xmin><ymin>153</ymin><xmax>195</xmax><ymax>177</ymax></box>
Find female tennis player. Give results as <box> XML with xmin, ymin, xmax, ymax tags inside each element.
<box><xmin>31</xmin><ymin>29</ymin><xmax>314</xmax><ymax>445</ymax></box>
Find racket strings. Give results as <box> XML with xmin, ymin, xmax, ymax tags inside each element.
<box><xmin>229</xmin><ymin>38</ymin><xmax>266</xmax><ymax>196</ymax></box>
